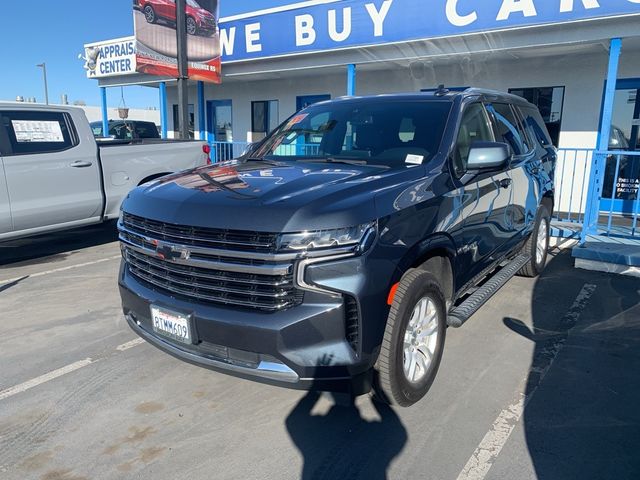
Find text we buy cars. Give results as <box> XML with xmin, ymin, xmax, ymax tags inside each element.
<box><xmin>218</xmin><ymin>0</ymin><xmax>640</xmax><ymax>61</ymax></box>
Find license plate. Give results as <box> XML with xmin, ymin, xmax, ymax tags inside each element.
<box><xmin>150</xmin><ymin>306</ymin><xmax>192</xmax><ymax>344</ymax></box>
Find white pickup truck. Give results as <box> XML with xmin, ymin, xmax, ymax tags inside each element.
<box><xmin>0</xmin><ymin>103</ymin><xmax>209</xmax><ymax>241</ymax></box>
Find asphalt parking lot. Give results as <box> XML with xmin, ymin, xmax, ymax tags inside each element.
<box><xmin>1</xmin><ymin>223</ymin><xmax>639</xmax><ymax>480</ymax></box>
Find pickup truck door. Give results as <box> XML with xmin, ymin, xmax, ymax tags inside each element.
<box><xmin>451</xmin><ymin>103</ymin><xmax>516</xmax><ymax>287</ymax></box>
<box><xmin>0</xmin><ymin>109</ymin><xmax>103</xmax><ymax>232</ymax></box>
<box><xmin>0</xmin><ymin>156</ymin><xmax>11</xmax><ymax>236</ymax></box>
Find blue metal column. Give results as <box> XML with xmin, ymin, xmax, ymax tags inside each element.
<box><xmin>347</xmin><ymin>64</ymin><xmax>356</xmax><ymax>96</ymax></box>
<box><xmin>197</xmin><ymin>81</ymin><xmax>206</xmax><ymax>141</ymax></box>
<box><xmin>100</xmin><ymin>87</ymin><xmax>108</xmax><ymax>138</ymax></box>
<box><xmin>580</xmin><ymin>38</ymin><xmax>622</xmax><ymax>244</ymax></box>
<box><xmin>159</xmin><ymin>82</ymin><xmax>168</xmax><ymax>139</ymax></box>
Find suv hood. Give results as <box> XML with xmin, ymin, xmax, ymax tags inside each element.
<box><xmin>123</xmin><ymin>160</ymin><xmax>429</xmax><ymax>232</ymax></box>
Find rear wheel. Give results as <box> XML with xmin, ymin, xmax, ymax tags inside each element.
<box><xmin>143</xmin><ymin>5</ymin><xmax>156</xmax><ymax>24</ymax></box>
<box><xmin>373</xmin><ymin>269</ymin><xmax>446</xmax><ymax>407</ymax></box>
<box><xmin>517</xmin><ymin>206</ymin><xmax>550</xmax><ymax>277</ymax></box>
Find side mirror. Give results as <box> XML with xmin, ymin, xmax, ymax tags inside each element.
<box><xmin>467</xmin><ymin>141</ymin><xmax>511</xmax><ymax>171</ymax></box>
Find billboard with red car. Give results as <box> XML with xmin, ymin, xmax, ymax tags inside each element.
<box><xmin>133</xmin><ymin>0</ymin><xmax>221</xmax><ymax>83</ymax></box>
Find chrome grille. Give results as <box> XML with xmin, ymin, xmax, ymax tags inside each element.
<box><xmin>119</xmin><ymin>214</ymin><xmax>303</xmax><ymax>312</ymax></box>
<box><xmin>123</xmin><ymin>212</ymin><xmax>278</xmax><ymax>253</ymax></box>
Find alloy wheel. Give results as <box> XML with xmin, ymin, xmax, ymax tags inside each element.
<box><xmin>402</xmin><ymin>296</ymin><xmax>439</xmax><ymax>384</ymax></box>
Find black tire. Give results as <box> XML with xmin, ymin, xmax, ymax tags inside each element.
<box><xmin>373</xmin><ymin>269</ymin><xmax>447</xmax><ymax>407</ymax></box>
<box><xmin>186</xmin><ymin>16</ymin><xmax>197</xmax><ymax>35</ymax></box>
<box><xmin>143</xmin><ymin>5</ymin><xmax>156</xmax><ymax>24</ymax></box>
<box><xmin>517</xmin><ymin>206</ymin><xmax>550</xmax><ymax>278</ymax></box>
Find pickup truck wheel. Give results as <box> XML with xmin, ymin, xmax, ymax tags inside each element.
<box><xmin>144</xmin><ymin>5</ymin><xmax>156</xmax><ymax>23</ymax></box>
<box><xmin>373</xmin><ymin>269</ymin><xmax>446</xmax><ymax>407</ymax></box>
<box><xmin>517</xmin><ymin>206</ymin><xmax>550</xmax><ymax>278</ymax></box>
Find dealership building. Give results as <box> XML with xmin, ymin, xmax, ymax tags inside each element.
<box><xmin>88</xmin><ymin>0</ymin><xmax>640</xmax><ymax>272</ymax></box>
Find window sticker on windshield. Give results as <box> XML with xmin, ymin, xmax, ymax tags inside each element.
<box><xmin>286</xmin><ymin>114</ymin><xmax>308</xmax><ymax>129</ymax></box>
<box><xmin>11</xmin><ymin>120</ymin><xmax>64</xmax><ymax>143</ymax></box>
<box><xmin>405</xmin><ymin>154</ymin><xmax>424</xmax><ymax>165</ymax></box>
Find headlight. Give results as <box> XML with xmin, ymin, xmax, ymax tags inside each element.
<box><xmin>278</xmin><ymin>222</ymin><xmax>376</xmax><ymax>252</ymax></box>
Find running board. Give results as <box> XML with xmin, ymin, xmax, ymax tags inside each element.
<box><xmin>447</xmin><ymin>254</ymin><xmax>531</xmax><ymax>328</ymax></box>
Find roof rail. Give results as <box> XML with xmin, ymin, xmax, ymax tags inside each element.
<box><xmin>434</xmin><ymin>84</ymin><xmax>450</xmax><ymax>97</ymax></box>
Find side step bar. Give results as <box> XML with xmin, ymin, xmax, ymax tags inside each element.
<box><xmin>447</xmin><ymin>254</ymin><xmax>531</xmax><ymax>328</ymax></box>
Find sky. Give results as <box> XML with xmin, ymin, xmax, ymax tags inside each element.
<box><xmin>0</xmin><ymin>0</ymin><xmax>293</xmax><ymax>108</ymax></box>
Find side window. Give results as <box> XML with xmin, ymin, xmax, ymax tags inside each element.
<box><xmin>1</xmin><ymin>110</ymin><xmax>77</xmax><ymax>156</ymax></box>
<box><xmin>486</xmin><ymin>103</ymin><xmax>530</xmax><ymax>155</ymax></box>
<box><xmin>519</xmin><ymin>106</ymin><xmax>554</xmax><ymax>148</ymax></box>
<box><xmin>454</xmin><ymin>103</ymin><xmax>494</xmax><ymax>176</ymax></box>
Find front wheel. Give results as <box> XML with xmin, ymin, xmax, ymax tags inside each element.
<box><xmin>186</xmin><ymin>16</ymin><xmax>197</xmax><ymax>35</ymax></box>
<box><xmin>373</xmin><ymin>269</ymin><xmax>447</xmax><ymax>407</ymax></box>
<box><xmin>517</xmin><ymin>206</ymin><xmax>551</xmax><ymax>278</ymax></box>
<box><xmin>143</xmin><ymin>5</ymin><xmax>156</xmax><ymax>24</ymax></box>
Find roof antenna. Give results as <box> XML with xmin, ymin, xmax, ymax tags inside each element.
<box><xmin>435</xmin><ymin>84</ymin><xmax>450</xmax><ymax>96</ymax></box>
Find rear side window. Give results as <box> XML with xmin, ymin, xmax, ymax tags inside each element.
<box><xmin>519</xmin><ymin>106</ymin><xmax>554</xmax><ymax>148</ymax></box>
<box><xmin>1</xmin><ymin>110</ymin><xmax>78</xmax><ymax>155</ymax></box>
<box><xmin>486</xmin><ymin>103</ymin><xmax>530</xmax><ymax>155</ymax></box>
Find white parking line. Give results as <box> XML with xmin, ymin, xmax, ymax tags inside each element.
<box><xmin>0</xmin><ymin>358</ymin><xmax>94</xmax><ymax>401</ymax></box>
<box><xmin>0</xmin><ymin>255</ymin><xmax>121</xmax><ymax>285</ymax></box>
<box><xmin>116</xmin><ymin>338</ymin><xmax>145</xmax><ymax>351</ymax></box>
<box><xmin>456</xmin><ymin>283</ymin><xmax>597</xmax><ymax>480</ymax></box>
<box><xmin>0</xmin><ymin>336</ymin><xmax>146</xmax><ymax>402</ymax></box>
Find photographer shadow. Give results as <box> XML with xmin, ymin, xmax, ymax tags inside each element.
<box><xmin>285</xmin><ymin>389</ymin><xmax>407</xmax><ymax>480</ymax></box>
<box><xmin>504</xmin><ymin>250</ymin><xmax>640</xmax><ymax>479</ymax></box>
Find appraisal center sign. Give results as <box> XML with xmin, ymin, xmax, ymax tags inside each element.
<box><xmin>82</xmin><ymin>37</ymin><xmax>137</xmax><ymax>79</ymax></box>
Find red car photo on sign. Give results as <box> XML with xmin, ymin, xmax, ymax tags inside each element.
<box><xmin>133</xmin><ymin>0</ymin><xmax>221</xmax><ymax>83</ymax></box>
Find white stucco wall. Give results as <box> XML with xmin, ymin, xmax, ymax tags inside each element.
<box><xmin>74</xmin><ymin>105</ymin><xmax>161</xmax><ymax>125</ymax></box>
<box><xmin>166</xmin><ymin>48</ymin><xmax>640</xmax><ymax>151</ymax></box>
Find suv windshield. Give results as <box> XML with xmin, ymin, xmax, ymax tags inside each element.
<box><xmin>253</xmin><ymin>100</ymin><xmax>452</xmax><ymax>168</ymax></box>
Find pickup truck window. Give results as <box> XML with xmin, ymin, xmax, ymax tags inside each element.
<box><xmin>254</xmin><ymin>101</ymin><xmax>452</xmax><ymax>168</ymax></box>
<box><xmin>453</xmin><ymin>103</ymin><xmax>494</xmax><ymax>176</ymax></box>
<box><xmin>1</xmin><ymin>110</ymin><xmax>77</xmax><ymax>156</ymax></box>
<box><xmin>90</xmin><ymin>121</ymin><xmax>160</xmax><ymax>140</ymax></box>
<box><xmin>487</xmin><ymin>103</ymin><xmax>531</xmax><ymax>156</ymax></box>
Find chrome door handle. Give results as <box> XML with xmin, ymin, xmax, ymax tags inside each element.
<box><xmin>70</xmin><ymin>161</ymin><xmax>93</xmax><ymax>168</ymax></box>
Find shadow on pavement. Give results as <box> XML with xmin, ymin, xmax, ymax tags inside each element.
<box><xmin>0</xmin><ymin>220</ymin><xmax>118</xmax><ymax>267</ymax></box>
<box><xmin>0</xmin><ymin>276</ymin><xmax>28</xmax><ymax>293</ymax></box>
<box><xmin>507</xmin><ymin>250</ymin><xmax>640</xmax><ymax>479</ymax></box>
<box><xmin>285</xmin><ymin>390</ymin><xmax>407</xmax><ymax>480</ymax></box>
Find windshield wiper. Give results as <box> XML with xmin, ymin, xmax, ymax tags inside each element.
<box><xmin>242</xmin><ymin>157</ymin><xmax>282</xmax><ymax>166</ymax></box>
<box><xmin>197</xmin><ymin>172</ymin><xmax>255</xmax><ymax>199</ymax></box>
<box><xmin>299</xmin><ymin>157</ymin><xmax>389</xmax><ymax>168</ymax></box>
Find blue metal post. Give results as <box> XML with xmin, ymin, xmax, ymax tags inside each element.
<box><xmin>197</xmin><ymin>81</ymin><xmax>206</xmax><ymax>141</ymax></box>
<box><xmin>580</xmin><ymin>38</ymin><xmax>622</xmax><ymax>244</ymax></box>
<box><xmin>347</xmin><ymin>64</ymin><xmax>356</xmax><ymax>96</ymax></box>
<box><xmin>100</xmin><ymin>87</ymin><xmax>108</xmax><ymax>138</ymax></box>
<box><xmin>159</xmin><ymin>82</ymin><xmax>168</xmax><ymax>139</ymax></box>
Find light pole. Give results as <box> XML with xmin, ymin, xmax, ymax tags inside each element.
<box><xmin>36</xmin><ymin>63</ymin><xmax>49</xmax><ymax>105</ymax></box>
<box><xmin>176</xmin><ymin>0</ymin><xmax>190</xmax><ymax>139</ymax></box>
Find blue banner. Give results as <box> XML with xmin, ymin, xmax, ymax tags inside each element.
<box><xmin>219</xmin><ymin>0</ymin><xmax>640</xmax><ymax>62</ymax></box>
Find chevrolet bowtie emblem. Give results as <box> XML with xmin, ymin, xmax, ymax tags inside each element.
<box><xmin>156</xmin><ymin>243</ymin><xmax>190</xmax><ymax>261</ymax></box>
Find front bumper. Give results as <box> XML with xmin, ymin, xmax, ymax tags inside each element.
<box><xmin>118</xmin><ymin>253</ymin><xmax>391</xmax><ymax>394</ymax></box>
